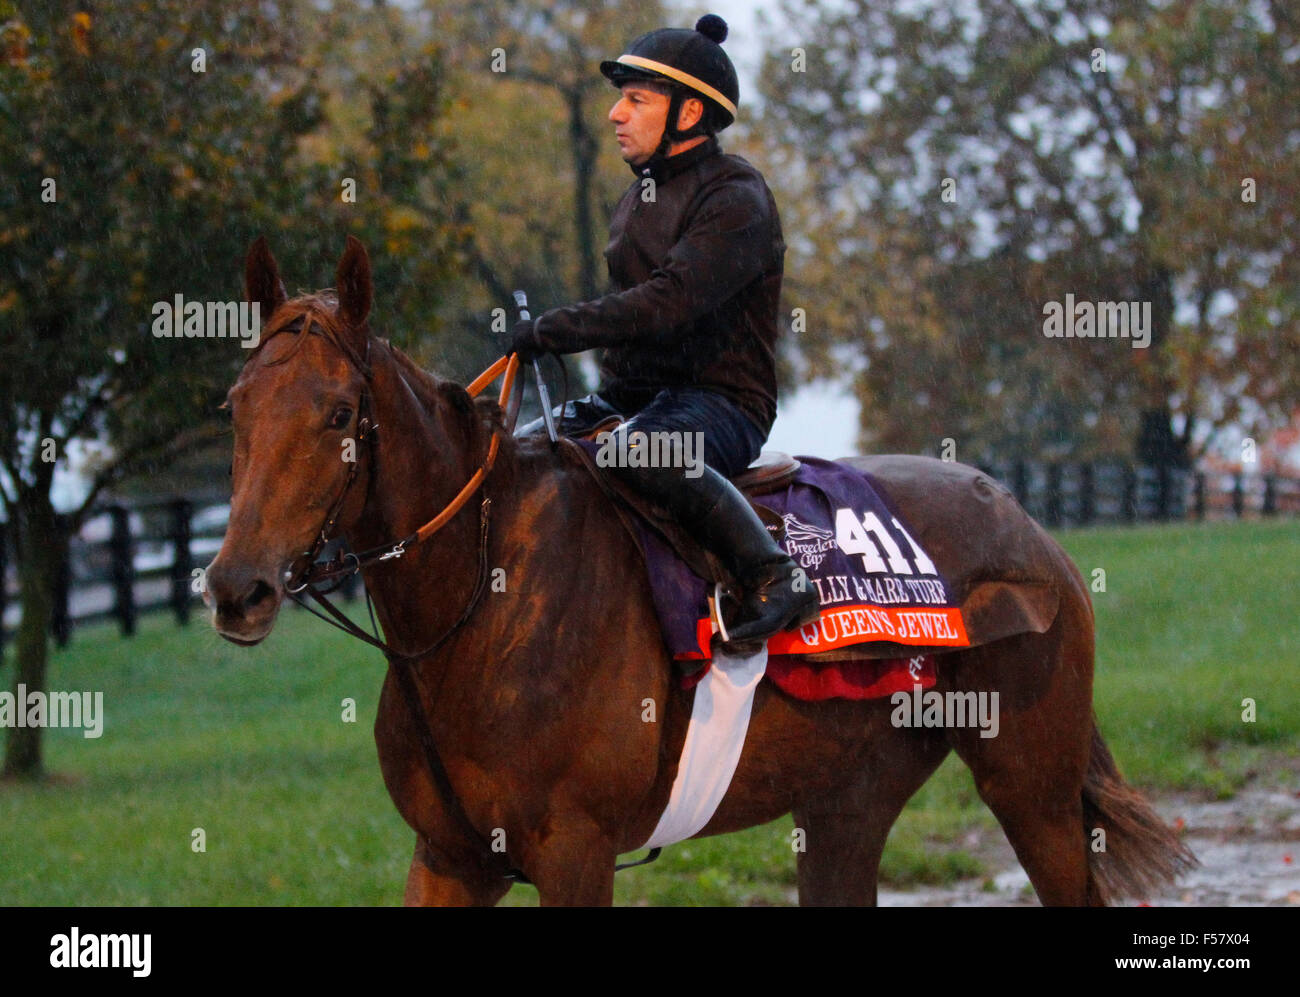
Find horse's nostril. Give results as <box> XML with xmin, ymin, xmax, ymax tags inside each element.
<box><xmin>244</xmin><ymin>579</ymin><xmax>275</xmax><ymax>611</ymax></box>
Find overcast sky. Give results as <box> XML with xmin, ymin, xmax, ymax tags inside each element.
<box><xmin>697</xmin><ymin>2</ymin><xmax>864</xmax><ymax>459</ymax></box>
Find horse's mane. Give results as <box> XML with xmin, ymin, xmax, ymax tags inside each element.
<box><xmin>388</xmin><ymin>344</ymin><xmax>452</xmax><ymax>412</ymax></box>
<box><xmin>384</xmin><ymin>337</ymin><xmax>507</xmax><ymax>452</ymax></box>
<box><xmin>254</xmin><ymin>291</ymin><xmax>506</xmax><ymax>451</ymax></box>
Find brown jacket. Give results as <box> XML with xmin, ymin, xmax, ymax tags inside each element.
<box><xmin>534</xmin><ymin>137</ymin><xmax>785</xmax><ymax>434</ymax></box>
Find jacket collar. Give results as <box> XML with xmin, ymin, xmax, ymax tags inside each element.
<box><xmin>632</xmin><ymin>136</ymin><xmax>720</xmax><ymax>183</ymax></box>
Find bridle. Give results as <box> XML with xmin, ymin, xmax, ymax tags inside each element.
<box><xmin>282</xmin><ymin>351</ymin><xmax>522</xmax><ymax>599</ymax></box>
<box><xmin>253</xmin><ymin>330</ymin><xmax>659</xmax><ymax>882</ymax></box>
<box><xmin>248</xmin><ymin>319</ymin><xmax>525</xmax><ymax>876</ymax></box>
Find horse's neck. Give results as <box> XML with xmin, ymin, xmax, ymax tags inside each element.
<box><xmin>347</xmin><ymin>346</ymin><xmax>485</xmax><ymax>649</ymax></box>
<box><xmin>348</xmin><ymin>346</ymin><xmax>636</xmax><ymax>676</ymax></box>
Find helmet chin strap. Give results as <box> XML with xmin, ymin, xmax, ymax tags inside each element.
<box><xmin>654</xmin><ymin>87</ymin><xmax>708</xmax><ymax>159</ymax></box>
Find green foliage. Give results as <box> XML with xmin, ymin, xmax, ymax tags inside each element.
<box><xmin>759</xmin><ymin>0</ymin><xmax>1300</xmax><ymax>463</ymax></box>
<box><xmin>0</xmin><ymin>0</ymin><xmax>467</xmax><ymax>775</ymax></box>
<box><xmin>2</xmin><ymin>1</ymin><xmax>312</xmax><ymax>500</ymax></box>
<box><xmin>0</xmin><ymin>0</ymin><xmax>467</xmax><ymax>511</ymax></box>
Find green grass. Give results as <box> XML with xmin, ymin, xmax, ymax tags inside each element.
<box><xmin>1060</xmin><ymin>518</ymin><xmax>1300</xmax><ymax>795</ymax></box>
<box><xmin>1</xmin><ymin>518</ymin><xmax>1296</xmax><ymax>905</ymax></box>
<box><xmin>0</xmin><ymin>613</ymin><xmax>412</xmax><ymax>905</ymax></box>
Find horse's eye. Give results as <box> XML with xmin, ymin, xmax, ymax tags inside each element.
<box><xmin>328</xmin><ymin>406</ymin><xmax>353</xmax><ymax>431</ymax></box>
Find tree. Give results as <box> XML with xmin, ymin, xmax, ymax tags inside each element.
<box><xmin>0</xmin><ymin>0</ymin><xmax>463</xmax><ymax>777</ymax></box>
<box><xmin>428</xmin><ymin>0</ymin><xmax>667</xmax><ymax>378</ymax></box>
<box><xmin>758</xmin><ymin>0</ymin><xmax>1300</xmax><ymax>465</ymax></box>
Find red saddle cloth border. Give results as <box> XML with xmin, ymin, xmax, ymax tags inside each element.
<box><xmin>683</xmin><ymin>652</ymin><xmax>937</xmax><ymax>702</ymax></box>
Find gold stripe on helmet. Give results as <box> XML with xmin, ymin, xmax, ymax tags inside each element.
<box><xmin>614</xmin><ymin>54</ymin><xmax>738</xmax><ymax>116</ymax></box>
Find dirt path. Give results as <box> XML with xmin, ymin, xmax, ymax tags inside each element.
<box><xmin>878</xmin><ymin>782</ymin><xmax>1300</xmax><ymax>907</ymax></box>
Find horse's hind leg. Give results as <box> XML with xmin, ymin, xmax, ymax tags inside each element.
<box><xmin>794</xmin><ymin>721</ymin><xmax>950</xmax><ymax>906</ymax></box>
<box><xmin>942</xmin><ymin>592</ymin><xmax>1102</xmax><ymax>906</ymax></box>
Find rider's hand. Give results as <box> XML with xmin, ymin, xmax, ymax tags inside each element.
<box><xmin>508</xmin><ymin>318</ymin><xmax>542</xmax><ymax>361</ymax></box>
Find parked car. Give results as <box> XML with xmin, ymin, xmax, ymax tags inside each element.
<box><xmin>70</xmin><ymin>509</ymin><xmax>146</xmax><ymax>582</ymax></box>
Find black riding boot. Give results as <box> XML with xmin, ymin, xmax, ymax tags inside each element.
<box><xmin>607</xmin><ymin>459</ymin><xmax>821</xmax><ymax>655</ymax></box>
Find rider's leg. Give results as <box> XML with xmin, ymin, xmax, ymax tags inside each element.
<box><xmin>514</xmin><ymin>393</ymin><xmax>622</xmax><ymax>439</ymax></box>
<box><xmin>602</xmin><ymin>389</ymin><xmax>819</xmax><ymax>654</ymax></box>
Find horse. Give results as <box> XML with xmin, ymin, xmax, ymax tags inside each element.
<box><xmin>204</xmin><ymin>235</ymin><xmax>1196</xmax><ymax>906</ymax></box>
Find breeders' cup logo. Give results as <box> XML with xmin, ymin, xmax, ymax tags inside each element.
<box><xmin>782</xmin><ymin>514</ymin><xmax>837</xmax><ymax>569</ymax></box>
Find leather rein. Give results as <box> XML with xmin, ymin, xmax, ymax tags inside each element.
<box><xmin>274</xmin><ymin>344</ymin><xmax>659</xmax><ymax>884</ymax></box>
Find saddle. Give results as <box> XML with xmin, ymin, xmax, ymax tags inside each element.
<box><xmin>561</xmin><ymin>417</ymin><xmax>801</xmax><ymax>637</ymax></box>
<box><xmin>568</xmin><ymin>418</ymin><xmax>798</xmax><ymax>593</ymax></box>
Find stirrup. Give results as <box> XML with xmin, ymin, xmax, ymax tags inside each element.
<box><xmin>713</xmin><ymin>582</ymin><xmax>734</xmax><ymax>646</ymax></box>
<box><xmin>712</xmin><ymin>583</ymin><xmax>818</xmax><ymax>657</ymax></box>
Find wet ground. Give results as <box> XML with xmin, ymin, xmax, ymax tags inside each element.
<box><xmin>879</xmin><ymin>783</ymin><xmax>1300</xmax><ymax>907</ymax></box>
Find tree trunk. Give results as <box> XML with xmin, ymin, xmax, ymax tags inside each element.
<box><xmin>1133</xmin><ymin>262</ymin><xmax>1189</xmax><ymax>469</ymax></box>
<box><xmin>2</xmin><ymin>484</ymin><xmax>61</xmax><ymax>780</ymax></box>
<box><xmin>568</xmin><ymin>86</ymin><xmax>599</xmax><ymax>302</ymax></box>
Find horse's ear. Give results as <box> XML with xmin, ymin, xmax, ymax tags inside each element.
<box><xmin>245</xmin><ymin>236</ymin><xmax>286</xmax><ymax>319</ymax></box>
<box><xmin>336</xmin><ymin>235</ymin><xmax>372</xmax><ymax>330</ymax></box>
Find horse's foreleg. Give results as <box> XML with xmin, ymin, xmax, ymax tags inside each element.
<box><xmin>403</xmin><ymin>835</ymin><xmax>512</xmax><ymax>907</ymax></box>
<box><xmin>518</xmin><ymin>817</ymin><xmax>617</xmax><ymax>907</ymax></box>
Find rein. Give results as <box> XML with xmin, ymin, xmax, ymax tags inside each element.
<box><xmin>279</xmin><ymin>348</ymin><xmax>660</xmax><ymax>884</ymax></box>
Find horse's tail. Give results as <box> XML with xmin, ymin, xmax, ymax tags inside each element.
<box><xmin>1081</xmin><ymin>720</ymin><xmax>1198</xmax><ymax>903</ymax></box>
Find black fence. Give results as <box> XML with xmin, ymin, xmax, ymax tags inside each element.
<box><xmin>974</xmin><ymin>462</ymin><xmax>1300</xmax><ymax>528</ymax></box>
<box><xmin>1</xmin><ymin>462</ymin><xmax>1298</xmax><ymax>645</ymax></box>
<box><xmin>0</xmin><ymin>496</ymin><xmax>358</xmax><ymax>648</ymax></box>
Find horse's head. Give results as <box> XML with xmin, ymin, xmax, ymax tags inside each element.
<box><xmin>205</xmin><ymin>236</ymin><xmax>375</xmax><ymax>645</ymax></box>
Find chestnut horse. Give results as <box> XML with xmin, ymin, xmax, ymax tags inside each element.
<box><xmin>205</xmin><ymin>236</ymin><xmax>1195</xmax><ymax>906</ymax></box>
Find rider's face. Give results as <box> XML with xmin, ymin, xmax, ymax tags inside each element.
<box><xmin>609</xmin><ymin>84</ymin><xmax>670</xmax><ymax>165</ymax></box>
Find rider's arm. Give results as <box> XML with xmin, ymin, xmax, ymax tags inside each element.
<box><xmin>531</xmin><ymin>179</ymin><xmax>776</xmax><ymax>353</ymax></box>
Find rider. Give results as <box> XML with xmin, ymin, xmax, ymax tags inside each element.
<box><xmin>510</xmin><ymin>14</ymin><xmax>818</xmax><ymax>654</ymax></box>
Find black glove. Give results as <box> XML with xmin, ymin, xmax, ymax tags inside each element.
<box><xmin>508</xmin><ymin>318</ymin><xmax>543</xmax><ymax>361</ymax></box>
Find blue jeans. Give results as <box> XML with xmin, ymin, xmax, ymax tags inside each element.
<box><xmin>515</xmin><ymin>387</ymin><xmax>766</xmax><ymax>479</ymax></box>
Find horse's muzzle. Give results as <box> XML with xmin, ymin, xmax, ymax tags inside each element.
<box><xmin>204</xmin><ymin>557</ymin><xmax>284</xmax><ymax>645</ymax></box>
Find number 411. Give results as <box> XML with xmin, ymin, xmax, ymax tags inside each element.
<box><xmin>834</xmin><ymin>507</ymin><xmax>937</xmax><ymax>576</ymax></box>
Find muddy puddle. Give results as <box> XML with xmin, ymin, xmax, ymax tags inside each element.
<box><xmin>877</xmin><ymin>784</ymin><xmax>1300</xmax><ymax>907</ymax></box>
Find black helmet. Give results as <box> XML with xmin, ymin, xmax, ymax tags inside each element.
<box><xmin>601</xmin><ymin>14</ymin><xmax>739</xmax><ymax>140</ymax></box>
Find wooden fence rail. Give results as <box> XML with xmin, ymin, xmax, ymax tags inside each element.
<box><xmin>973</xmin><ymin>462</ymin><xmax>1300</xmax><ymax>528</ymax></box>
